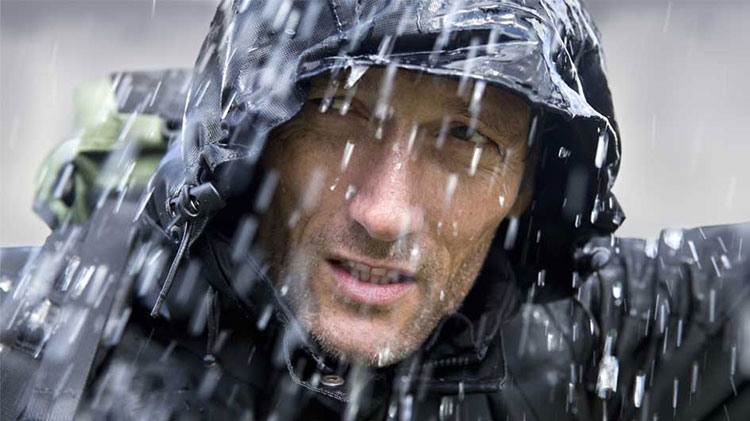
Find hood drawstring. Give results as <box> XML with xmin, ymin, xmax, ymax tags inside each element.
<box><xmin>150</xmin><ymin>182</ymin><xmax>225</xmax><ymax>317</ymax></box>
<box><xmin>204</xmin><ymin>285</ymin><xmax>220</xmax><ymax>364</ymax></box>
<box><xmin>150</xmin><ymin>221</ymin><xmax>192</xmax><ymax>317</ymax></box>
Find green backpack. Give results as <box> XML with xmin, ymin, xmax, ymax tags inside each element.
<box><xmin>33</xmin><ymin>69</ymin><xmax>191</xmax><ymax>229</ymax></box>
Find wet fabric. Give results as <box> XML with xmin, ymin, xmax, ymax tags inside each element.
<box><xmin>33</xmin><ymin>70</ymin><xmax>190</xmax><ymax>229</ymax></box>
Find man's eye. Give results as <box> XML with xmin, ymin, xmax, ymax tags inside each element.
<box><xmin>449</xmin><ymin>125</ymin><xmax>489</xmax><ymax>145</ymax></box>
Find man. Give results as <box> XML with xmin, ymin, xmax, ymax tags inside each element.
<box><xmin>1</xmin><ymin>0</ymin><xmax>748</xmax><ymax>420</ymax></box>
<box><xmin>257</xmin><ymin>68</ymin><xmax>536</xmax><ymax>367</ymax></box>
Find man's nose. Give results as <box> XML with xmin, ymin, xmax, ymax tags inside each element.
<box><xmin>347</xmin><ymin>135</ymin><xmax>425</xmax><ymax>242</ymax></box>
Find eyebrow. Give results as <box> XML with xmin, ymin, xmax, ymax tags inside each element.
<box><xmin>313</xmin><ymin>74</ymin><xmax>521</xmax><ymax>140</ymax></box>
<box><xmin>447</xmin><ymin>97</ymin><xmax>514</xmax><ymax>139</ymax></box>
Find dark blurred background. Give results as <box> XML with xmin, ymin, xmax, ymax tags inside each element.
<box><xmin>2</xmin><ymin>0</ymin><xmax>749</xmax><ymax>246</ymax></box>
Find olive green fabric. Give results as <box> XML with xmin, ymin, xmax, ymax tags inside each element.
<box><xmin>33</xmin><ymin>74</ymin><xmax>177</xmax><ymax>229</ymax></box>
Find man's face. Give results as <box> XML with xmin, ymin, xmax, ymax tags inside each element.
<box><xmin>258</xmin><ymin>68</ymin><xmax>532</xmax><ymax>366</ymax></box>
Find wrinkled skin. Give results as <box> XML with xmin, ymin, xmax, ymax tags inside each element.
<box><xmin>258</xmin><ymin>68</ymin><xmax>534</xmax><ymax>366</ymax></box>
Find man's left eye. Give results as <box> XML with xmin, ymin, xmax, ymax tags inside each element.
<box><xmin>449</xmin><ymin>125</ymin><xmax>490</xmax><ymax>145</ymax></box>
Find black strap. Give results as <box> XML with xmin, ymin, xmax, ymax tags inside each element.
<box><xmin>1</xmin><ymin>201</ymin><xmax>138</xmax><ymax>421</ymax></box>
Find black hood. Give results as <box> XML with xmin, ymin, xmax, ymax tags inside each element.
<box><xmin>141</xmin><ymin>0</ymin><xmax>625</xmax><ymax>312</ymax></box>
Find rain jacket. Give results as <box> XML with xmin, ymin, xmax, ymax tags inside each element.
<box><xmin>1</xmin><ymin>0</ymin><xmax>749</xmax><ymax>420</ymax></box>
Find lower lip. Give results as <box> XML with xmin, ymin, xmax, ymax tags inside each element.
<box><xmin>328</xmin><ymin>261</ymin><xmax>415</xmax><ymax>306</ymax></box>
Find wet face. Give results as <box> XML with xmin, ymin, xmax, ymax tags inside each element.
<box><xmin>258</xmin><ymin>68</ymin><xmax>532</xmax><ymax>366</ymax></box>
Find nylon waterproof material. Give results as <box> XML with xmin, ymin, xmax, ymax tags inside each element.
<box><xmin>143</xmin><ymin>0</ymin><xmax>624</xmax><ymax>261</ymax></box>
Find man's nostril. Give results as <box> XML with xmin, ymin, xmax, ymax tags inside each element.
<box><xmin>353</xmin><ymin>206</ymin><xmax>423</xmax><ymax>241</ymax></box>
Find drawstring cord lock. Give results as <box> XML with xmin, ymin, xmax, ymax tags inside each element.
<box><xmin>150</xmin><ymin>182</ymin><xmax>226</xmax><ymax>318</ymax></box>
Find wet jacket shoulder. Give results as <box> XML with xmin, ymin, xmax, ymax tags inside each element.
<box><xmin>459</xmin><ymin>223</ymin><xmax>750</xmax><ymax>421</ymax></box>
<box><xmin>572</xmin><ymin>223</ymin><xmax>750</xmax><ymax>420</ymax></box>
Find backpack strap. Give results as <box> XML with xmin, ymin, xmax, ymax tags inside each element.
<box><xmin>1</xmin><ymin>201</ymin><xmax>139</xmax><ymax>420</ymax></box>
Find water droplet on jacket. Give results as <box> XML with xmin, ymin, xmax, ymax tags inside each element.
<box><xmin>633</xmin><ymin>371</ymin><xmax>646</xmax><ymax>408</ymax></box>
<box><xmin>504</xmin><ymin>217</ymin><xmax>519</xmax><ymax>250</ymax></box>
<box><xmin>663</xmin><ymin>229</ymin><xmax>683</xmax><ymax>250</ymax></box>
<box><xmin>594</xmin><ymin>130</ymin><xmax>609</xmax><ymax>169</ymax></box>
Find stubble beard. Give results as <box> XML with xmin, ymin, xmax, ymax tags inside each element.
<box><xmin>260</xmin><ymin>217</ymin><xmax>490</xmax><ymax>367</ymax></box>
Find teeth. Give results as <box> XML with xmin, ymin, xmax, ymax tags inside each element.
<box><xmin>338</xmin><ymin>260</ymin><xmax>409</xmax><ymax>284</ymax></box>
<box><xmin>355</xmin><ymin>263</ymin><xmax>369</xmax><ymax>272</ymax></box>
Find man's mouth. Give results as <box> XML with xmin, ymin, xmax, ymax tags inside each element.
<box><xmin>327</xmin><ymin>259</ymin><xmax>416</xmax><ymax>306</ymax></box>
<box><xmin>333</xmin><ymin>259</ymin><xmax>414</xmax><ymax>284</ymax></box>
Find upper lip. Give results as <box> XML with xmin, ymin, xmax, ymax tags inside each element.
<box><xmin>328</xmin><ymin>254</ymin><xmax>416</xmax><ymax>278</ymax></box>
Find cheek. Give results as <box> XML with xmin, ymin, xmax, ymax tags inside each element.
<box><xmin>266</xmin><ymin>132</ymin><xmax>342</xmax><ymax>207</ymax></box>
<box><xmin>263</xmin><ymin>145</ymin><xmax>357</xmax><ymax>260</ymax></box>
<box><xmin>428</xmin><ymin>166</ymin><xmax>523</xmax><ymax>237</ymax></box>
<box><xmin>424</xmin><ymin>169</ymin><xmax>523</xmax><ymax>281</ymax></box>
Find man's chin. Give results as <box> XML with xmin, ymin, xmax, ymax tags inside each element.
<box><xmin>306</xmin><ymin>310</ymin><xmax>427</xmax><ymax>367</ymax></box>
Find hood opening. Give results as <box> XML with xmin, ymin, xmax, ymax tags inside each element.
<box><xmin>141</xmin><ymin>0</ymin><xmax>626</xmax><ymax>318</ymax></box>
